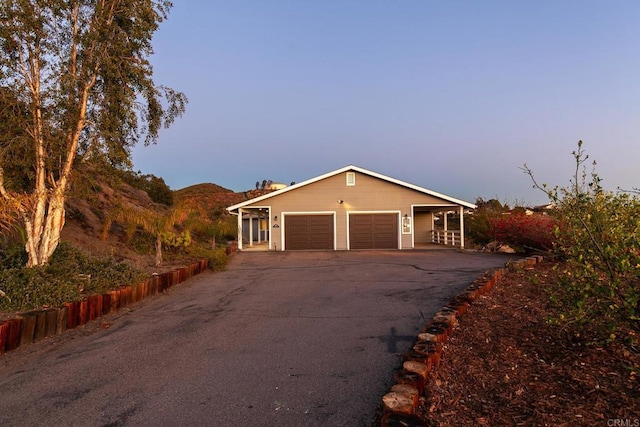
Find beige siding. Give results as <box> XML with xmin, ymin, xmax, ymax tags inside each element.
<box><xmin>242</xmin><ymin>171</ymin><xmax>453</xmax><ymax>250</ymax></box>
<box><xmin>414</xmin><ymin>212</ymin><xmax>434</xmax><ymax>244</ymax></box>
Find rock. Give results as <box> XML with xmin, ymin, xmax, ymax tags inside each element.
<box><xmin>497</xmin><ymin>244</ymin><xmax>516</xmax><ymax>253</ymax></box>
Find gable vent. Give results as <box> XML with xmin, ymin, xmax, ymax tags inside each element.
<box><xmin>346</xmin><ymin>172</ymin><xmax>356</xmax><ymax>186</ymax></box>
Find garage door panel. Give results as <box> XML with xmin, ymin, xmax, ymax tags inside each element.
<box><xmin>349</xmin><ymin>214</ymin><xmax>398</xmax><ymax>249</ymax></box>
<box><xmin>285</xmin><ymin>215</ymin><xmax>334</xmax><ymax>250</ymax></box>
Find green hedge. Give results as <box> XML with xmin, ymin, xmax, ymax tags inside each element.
<box><xmin>0</xmin><ymin>243</ymin><xmax>146</xmax><ymax>312</ymax></box>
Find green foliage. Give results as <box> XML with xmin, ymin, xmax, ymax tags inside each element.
<box><xmin>214</xmin><ymin>217</ymin><xmax>238</xmax><ymax>242</ymax></box>
<box><xmin>185</xmin><ymin>245</ymin><xmax>229</xmax><ymax>271</ymax></box>
<box><xmin>185</xmin><ymin>214</ymin><xmax>237</xmax><ymax>244</ymax></box>
<box><xmin>128</xmin><ymin>230</ymin><xmax>155</xmax><ymax>255</ymax></box>
<box><xmin>0</xmin><ymin>239</ymin><xmax>28</xmax><ymax>269</ymax></box>
<box><xmin>0</xmin><ymin>243</ymin><xmax>146</xmax><ymax>312</ymax></box>
<box><xmin>160</xmin><ymin>230</ymin><xmax>192</xmax><ymax>250</ymax></box>
<box><xmin>0</xmin><ymin>0</ymin><xmax>186</xmax><ymax>266</ymax></box>
<box><xmin>523</xmin><ymin>141</ymin><xmax>640</xmax><ymax>342</ymax></box>
<box><xmin>466</xmin><ymin>198</ymin><xmax>505</xmax><ymax>246</ymax></box>
<box><xmin>117</xmin><ymin>170</ymin><xmax>174</xmax><ymax>206</ymax></box>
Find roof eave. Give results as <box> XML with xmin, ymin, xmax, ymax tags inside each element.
<box><xmin>226</xmin><ymin>164</ymin><xmax>476</xmax><ymax>211</ymax></box>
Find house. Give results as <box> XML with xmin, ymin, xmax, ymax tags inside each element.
<box><xmin>226</xmin><ymin>165</ymin><xmax>476</xmax><ymax>251</ymax></box>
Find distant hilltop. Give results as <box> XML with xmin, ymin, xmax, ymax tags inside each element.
<box><xmin>174</xmin><ymin>183</ymin><xmax>276</xmax><ymax>214</ymax></box>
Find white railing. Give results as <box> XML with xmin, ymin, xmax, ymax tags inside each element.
<box><xmin>431</xmin><ymin>230</ymin><xmax>461</xmax><ymax>246</ymax></box>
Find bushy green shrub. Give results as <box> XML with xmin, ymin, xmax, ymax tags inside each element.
<box><xmin>185</xmin><ymin>245</ymin><xmax>229</xmax><ymax>271</ymax></box>
<box><xmin>129</xmin><ymin>230</ymin><xmax>155</xmax><ymax>255</ymax></box>
<box><xmin>0</xmin><ymin>239</ymin><xmax>28</xmax><ymax>269</ymax></box>
<box><xmin>465</xmin><ymin>198</ymin><xmax>505</xmax><ymax>246</ymax></box>
<box><xmin>215</xmin><ymin>216</ymin><xmax>238</xmax><ymax>242</ymax></box>
<box><xmin>185</xmin><ymin>215</ymin><xmax>237</xmax><ymax>246</ymax></box>
<box><xmin>117</xmin><ymin>169</ymin><xmax>174</xmax><ymax>206</ymax></box>
<box><xmin>160</xmin><ymin>230</ymin><xmax>192</xmax><ymax>250</ymax></box>
<box><xmin>523</xmin><ymin>141</ymin><xmax>640</xmax><ymax>343</ymax></box>
<box><xmin>139</xmin><ymin>174</ymin><xmax>174</xmax><ymax>206</ymax></box>
<box><xmin>0</xmin><ymin>243</ymin><xmax>145</xmax><ymax>312</ymax></box>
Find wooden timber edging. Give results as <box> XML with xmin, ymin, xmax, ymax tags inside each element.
<box><xmin>379</xmin><ymin>255</ymin><xmax>542</xmax><ymax>426</ymax></box>
<box><xmin>0</xmin><ymin>259</ymin><xmax>210</xmax><ymax>355</ymax></box>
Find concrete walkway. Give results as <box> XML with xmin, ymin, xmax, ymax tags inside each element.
<box><xmin>0</xmin><ymin>250</ymin><xmax>512</xmax><ymax>426</ymax></box>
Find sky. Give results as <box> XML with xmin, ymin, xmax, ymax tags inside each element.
<box><xmin>131</xmin><ymin>0</ymin><xmax>640</xmax><ymax>206</ymax></box>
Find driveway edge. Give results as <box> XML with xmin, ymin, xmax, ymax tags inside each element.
<box><xmin>378</xmin><ymin>256</ymin><xmax>542</xmax><ymax>426</ymax></box>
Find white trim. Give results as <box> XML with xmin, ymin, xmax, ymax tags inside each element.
<box><xmin>459</xmin><ymin>205</ymin><xmax>465</xmax><ymax>249</ymax></box>
<box><xmin>227</xmin><ymin>165</ymin><xmax>476</xmax><ymax>212</ymax></box>
<box><xmin>411</xmin><ymin>203</ymin><xmax>460</xmax><ymax>209</ymax></box>
<box><xmin>237</xmin><ymin>208</ymin><xmax>243</xmax><ymax>250</ymax></box>
<box><xmin>411</xmin><ymin>208</ymin><xmax>415</xmax><ymax>249</ymax></box>
<box><xmin>346</xmin><ymin>171</ymin><xmax>356</xmax><ymax>186</ymax></box>
<box><xmin>281</xmin><ymin>211</ymin><xmax>337</xmax><ymax>251</ymax></box>
<box><xmin>346</xmin><ymin>210</ymin><xmax>401</xmax><ymax>250</ymax></box>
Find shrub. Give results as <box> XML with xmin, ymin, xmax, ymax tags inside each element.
<box><xmin>0</xmin><ymin>243</ymin><xmax>146</xmax><ymax>312</ymax></box>
<box><xmin>523</xmin><ymin>141</ymin><xmax>640</xmax><ymax>343</ymax></box>
<box><xmin>185</xmin><ymin>215</ymin><xmax>237</xmax><ymax>246</ymax></box>
<box><xmin>117</xmin><ymin>169</ymin><xmax>174</xmax><ymax>206</ymax></box>
<box><xmin>0</xmin><ymin>239</ymin><xmax>28</xmax><ymax>269</ymax></box>
<box><xmin>491</xmin><ymin>213</ymin><xmax>557</xmax><ymax>252</ymax></box>
<box><xmin>160</xmin><ymin>230</ymin><xmax>192</xmax><ymax>250</ymax></box>
<box><xmin>214</xmin><ymin>217</ymin><xmax>237</xmax><ymax>242</ymax></box>
<box><xmin>185</xmin><ymin>245</ymin><xmax>228</xmax><ymax>270</ymax></box>
<box><xmin>465</xmin><ymin>198</ymin><xmax>504</xmax><ymax>246</ymax></box>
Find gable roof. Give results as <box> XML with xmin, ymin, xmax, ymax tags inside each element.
<box><xmin>226</xmin><ymin>165</ymin><xmax>476</xmax><ymax>212</ymax></box>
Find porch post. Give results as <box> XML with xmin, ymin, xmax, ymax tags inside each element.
<box><xmin>431</xmin><ymin>212</ymin><xmax>435</xmax><ymax>243</ymax></box>
<box><xmin>257</xmin><ymin>212</ymin><xmax>262</xmax><ymax>244</ymax></box>
<box><xmin>248</xmin><ymin>211</ymin><xmax>254</xmax><ymax>247</ymax></box>
<box><xmin>237</xmin><ymin>208</ymin><xmax>243</xmax><ymax>250</ymax></box>
<box><xmin>268</xmin><ymin>208</ymin><xmax>272</xmax><ymax>250</ymax></box>
<box><xmin>459</xmin><ymin>206</ymin><xmax>465</xmax><ymax>249</ymax></box>
<box><xmin>443</xmin><ymin>211</ymin><xmax>448</xmax><ymax>245</ymax></box>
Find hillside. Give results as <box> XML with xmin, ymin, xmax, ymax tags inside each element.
<box><xmin>174</xmin><ymin>183</ymin><xmax>273</xmax><ymax>217</ymax></box>
<box><xmin>61</xmin><ymin>175</ymin><xmax>175</xmax><ymax>273</ymax></box>
<box><xmin>59</xmin><ymin>177</ymin><xmax>271</xmax><ymax>273</ymax></box>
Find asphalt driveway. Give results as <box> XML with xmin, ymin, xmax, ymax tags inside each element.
<box><xmin>0</xmin><ymin>250</ymin><xmax>512</xmax><ymax>426</ymax></box>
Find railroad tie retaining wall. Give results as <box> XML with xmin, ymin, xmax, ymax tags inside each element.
<box><xmin>0</xmin><ymin>259</ymin><xmax>209</xmax><ymax>355</ymax></box>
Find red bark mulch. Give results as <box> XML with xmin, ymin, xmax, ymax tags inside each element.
<box><xmin>416</xmin><ymin>261</ymin><xmax>640</xmax><ymax>426</ymax></box>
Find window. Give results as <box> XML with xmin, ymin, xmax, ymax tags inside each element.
<box><xmin>346</xmin><ymin>172</ymin><xmax>355</xmax><ymax>186</ymax></box>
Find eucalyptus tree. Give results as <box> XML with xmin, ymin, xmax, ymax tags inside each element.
<box><xmin>0</xmin><ymin>0</ymin><xmax>186</xmax><ymax>267</ymax></box>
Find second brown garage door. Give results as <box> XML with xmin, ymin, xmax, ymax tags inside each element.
<box><xmin>349</xmin><ymin>214</ymin><xmax>398</xmax><ymax>249</ymax></box>
<box><xmin>284</xmin><ymin>214</ymin><xmax>334</xmax><ymax>250</ymax></box>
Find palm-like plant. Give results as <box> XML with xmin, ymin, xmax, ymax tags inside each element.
<box><xmin>102</xmin><ymin>203</ymin><xmax>188</xmax><ymax>267</ymax></box>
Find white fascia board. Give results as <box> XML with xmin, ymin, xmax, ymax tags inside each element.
<box><xmin>348</xmin><ymin>166</ymin><xmax>477</xmax><ymax>209</ymax></box>
<box><xmin>226</xmin><ymin>166</ymin><xmax>356</xmax><ymax>212</ymax></box>
<box><xmin>226</xmin><ymin>164</ymin><xmax>476</xmax><ymax>212</ymax></box>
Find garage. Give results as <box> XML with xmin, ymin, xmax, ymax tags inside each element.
<box><xmin>284</xmin><ymin>214</ymin><xmax>334</xmax><ymax>250</ymax></box>
<box><xmin>349</xmin><ymin>213</ymin><xmax>398</xmax><ymax>249</ymax></box>
<box><xmin>227</xmin><ymin>165</ymin><xmax>476</xmax><ymax>251</ymax></box>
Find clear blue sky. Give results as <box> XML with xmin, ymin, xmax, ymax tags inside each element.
<box><xmin>131</xmin><ymin>0</ymin><xmax>640</xmax><ymax>206</ymax></box>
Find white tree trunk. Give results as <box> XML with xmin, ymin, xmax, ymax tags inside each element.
<box><xmin>25</xmin><ymin>190</ymin><xmax>66</xmax><ymax>267</ymax></box>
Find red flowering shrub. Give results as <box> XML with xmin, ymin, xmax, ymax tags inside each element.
<box><xmin>491</xmin><ymin>214</ymin><xmax>557</xmax><ymax>252</ymax></box>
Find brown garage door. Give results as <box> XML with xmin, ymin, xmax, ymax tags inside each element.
<box><xmin>349</xmin><ymin>214</ymin><xmax>398</xmax><ymax>249</ymax></box>
<box><xmin>284</xmin><ymin>215</ymin><xmax>334</xmax><ymax>250</ymax></box>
